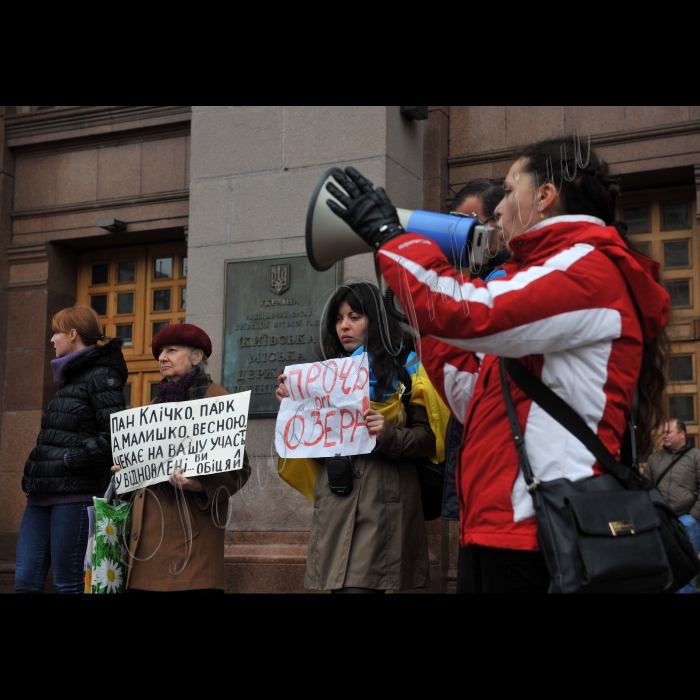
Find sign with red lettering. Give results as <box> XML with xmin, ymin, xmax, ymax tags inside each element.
<box><xmin>111</xmin><ymin>392</ymin><xmax>250</xmax><ymax>495</ymax></box>
<box><xmin>274</xmin><ymin>354</ymin><xmax>374</xmax><ymax>458</ymax></box>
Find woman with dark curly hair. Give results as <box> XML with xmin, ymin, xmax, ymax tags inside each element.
<box><xmin>276</xmin><ymin>282</ymin><xmax>445</xmax><ymax>593</ymax></box>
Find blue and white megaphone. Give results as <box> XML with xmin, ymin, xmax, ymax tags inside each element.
<box><xmin>305</xmin><ymin>167</ymin><xmax>495</xmax><ymax>272</ymax></box>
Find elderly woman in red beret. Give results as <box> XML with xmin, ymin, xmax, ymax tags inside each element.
<box><xmin>113</xmin><ymin>324</ymin><xmax>251</xmax><ymax>593</ymax></box>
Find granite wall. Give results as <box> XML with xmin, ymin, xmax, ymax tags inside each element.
<box><xmin>186</xmin><ymin>106</ymin><xmax>427</xmax><ymax>592</ymax></box>
<box><xmin>0</xmin><ymin>107</ymin><xmax>192</xmax><ymax>591</ymax></box>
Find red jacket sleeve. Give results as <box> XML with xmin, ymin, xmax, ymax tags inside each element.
<box><xmin>414</xmin><ymin>335</ymin><xmax>480</xmax><ymax>424</ymax></box>
<box><xmin>378</xmin><ymin>233</ymin><xmax>629</xmax><ymax>358</ymax></box>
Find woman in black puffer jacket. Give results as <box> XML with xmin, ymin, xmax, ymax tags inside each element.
<box><xmin>16</xmin><ymin>305</ymin><xmax>127</xmax><ymax>593</ymax></box>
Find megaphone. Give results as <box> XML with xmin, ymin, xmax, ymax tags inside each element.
<box><xmin>305</xmin><ymin>167</ymin><xmax>495</xmax><ymax>273</ymax></box>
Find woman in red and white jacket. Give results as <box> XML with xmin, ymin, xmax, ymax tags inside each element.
<box><xmin>325</xmin><ymin>137</ymin><xmax>670</xmax><ymax>593</ymax></box>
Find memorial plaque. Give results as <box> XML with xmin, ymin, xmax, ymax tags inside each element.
<box><xmin>223</xmin><ymin>255</ymin><xmax>342</xmax><ymax>416</ymax></box>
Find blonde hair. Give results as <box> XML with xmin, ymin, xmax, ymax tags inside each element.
<box><xmin>52</xmin><ymin>305</ymin><xmax>109</xmax><ymax>348</ymax></box>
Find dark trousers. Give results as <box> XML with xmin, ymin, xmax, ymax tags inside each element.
<box><xmin>457</xmin><ymin>545</ymin><xmax>550</xmax><ymax>594</ymax></box>
<box><xmin>15</xmin><ymin>502</ymin><xmax>90</xmax><ymax>594</ymax></box>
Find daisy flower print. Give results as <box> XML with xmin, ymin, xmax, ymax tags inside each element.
<box><xmin>97</xmin><ymin>517</ymin><xmax>119</xmax><ymax>545</ymax></box>
<box><xmin>95</xmin><ymin>558</ymin><xmax>123</xmax><ymax>593</ymax></box>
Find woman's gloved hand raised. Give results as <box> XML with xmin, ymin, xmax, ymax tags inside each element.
<box><xmin>325</xmin><ymin>167</ymin><xmax>404</xmax><ymax>250</ymax></box>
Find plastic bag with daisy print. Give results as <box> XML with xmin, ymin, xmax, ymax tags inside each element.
<box><xmin>91</xmin><ymin>495</ymin><xmax>132</xmax><ymax>594</ymax></box>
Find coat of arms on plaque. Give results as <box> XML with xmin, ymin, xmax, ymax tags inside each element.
<box><xmin>269</xmin><ymin>264</ymin><xmax>290</xmax><ymax>295</ymax></box>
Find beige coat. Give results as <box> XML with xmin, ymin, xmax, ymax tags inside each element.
<box><xmin>126</xmin><ymin>382</ymin><xmax>251</xmax><ymax>591</ymax></box>
<box><xmin>304</xmin><ymin>402</ymin><xmax>435</xmax><ymax>591</ymax></box>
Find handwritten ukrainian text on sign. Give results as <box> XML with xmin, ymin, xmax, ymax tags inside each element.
<box><xmin>275</xmin><ymin>353</ymin><xmax>374</xmax><ymax>458</ymax></box>
<box><xmin>111</xmin><ymin>392</ymin><xmax>251</xmax><ymax>495</ymax></box>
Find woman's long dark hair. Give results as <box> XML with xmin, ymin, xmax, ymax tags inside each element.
<box><xmin>322</xmin><ymin>282</ymin><xmax>407</xmax><ymax>399</ymax></box>
<box><xmin>515</xmin><ymin>136</ymin><xmax>669</xmax><ymax>455</ymax></box>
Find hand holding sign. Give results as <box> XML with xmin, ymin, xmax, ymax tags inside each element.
<box><xmin>363</xmin><ymin>401</ymin><xmax>386</xmax><ymax>443</ymax></box>
<box><xmin>111</xmin><ymin>391</ymin><xmax>250</xmax><ymax>495</ymax></box>
<box><xmin>170</xmin><ymin>468</ymin><xmax>204</xmax><ymax>492</ymax></box>
<box><xmin>275</xmin><ymin>353</ymin><xmax>375</xmax><ymax>458</ymax></box>
<box><xmin>111</xmin><ymin>465</ymin><xmax>204</xmax><ymax>492</ymax></box>
<box><xmin>277</xmin><ymin>372</ymin><xmax>385</xmax><ymax>443</ymax></box>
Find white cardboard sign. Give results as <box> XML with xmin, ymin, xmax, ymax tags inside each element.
<box><xmin>111</xmin><ymin>392</ymin><xmax>250</xmax><ymax>495</ymax></box>
<box><xmin>274</xmin><ymin>353</ymin><xmax>374</xmax><ymax>459</ymax></box>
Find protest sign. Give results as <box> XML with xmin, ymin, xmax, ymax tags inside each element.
<box><xmin>111</xmin><ymin>391</ymin><xmax>250</xmax><ymax>495</ymax></box>
<box><xmin>275</xmin><ymin>353</ymin><xmax>374</xmax><ymax>459</ymax></box>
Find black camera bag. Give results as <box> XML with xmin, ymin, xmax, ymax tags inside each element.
<box><xmin>326</xmin><ymin>454</ymin><xmax>354</xmax><ymax>496</ymax></box>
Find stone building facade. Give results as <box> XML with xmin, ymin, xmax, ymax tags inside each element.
<box><xmin>0</xmin><ymin>106</ymin><xmax>698</xmax><ymax>593</ymax></box>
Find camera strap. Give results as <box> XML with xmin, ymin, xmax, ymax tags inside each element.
<box><xmin>395</xmin><ymin>346</ymin><xmax>413</xmax><ymax>427</ymax></box>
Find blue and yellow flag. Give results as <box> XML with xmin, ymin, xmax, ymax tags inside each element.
<box><xmin>277</xmin><ymin>351</ymin><xmax>450</xmax><ymax>501</ymax></box>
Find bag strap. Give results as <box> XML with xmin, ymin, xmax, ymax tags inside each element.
<box><xmin>500</xmin><ymin>357</ymin><xmax>641</xmax><ymax>491</ymax></box>
<box><xmin>654</xmin><ymin>451</ymin><xmax>687</xmax><ymax>487</ymax></box>
<box><xmin>499</xmin><ymin>359</ymin><xmax>542</xmax><ymax>508</ymax></box>
<box><xmin>622</xmin><ymin>389</ymin><xmax>639</xmax><ymax>471</ymax></box>
<box><xmin>396</xmin><ymin>346</ymin><xmax>413</xmax><ymax>420</ymax></box>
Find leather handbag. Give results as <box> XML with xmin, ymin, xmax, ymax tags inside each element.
<box><xmin>500</xmin><ymin>357</ymin><xmax>699</xmax><ymax>594</ymax></box>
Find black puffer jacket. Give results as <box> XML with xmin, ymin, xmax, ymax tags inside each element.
<box><xmin>23</xmin><ymin>338</ymin><xmax>128</xmax><ymax>495</ymax></box>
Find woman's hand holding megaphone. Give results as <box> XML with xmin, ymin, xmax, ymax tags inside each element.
<box><xmin>325</xmin><ymin>167</ymin><xmax>405</xmax><ymax>250</ymax></box>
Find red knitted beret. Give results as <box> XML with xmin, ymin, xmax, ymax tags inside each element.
<box><xmin>151</xmin><ymin>324</ymin><xmax>212</xmax><ymax>359</ymax></box>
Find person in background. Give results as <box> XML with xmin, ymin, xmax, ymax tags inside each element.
<box><xmin>442</xmin><ymin>179</ymin><xmax>507</xmax><ymax>522</ymax></box>
<box><xmin>644</xmin><ymin>419</ymin><xmax>700</xmax><ymax>594</ymax></box>
<box><xmin>450</xmin><ymin>178</ymin><xmax>510</xmax><ymax>281</ymax></box>
<box><xmin>113</xmin><ymin>324</ymin><xmax>251</xmax><ymax>593</ymax></box>
<box><xmin>16</xmin><ymin>305</ymin><xmax>127</xmax><ymax>593</ymax></box>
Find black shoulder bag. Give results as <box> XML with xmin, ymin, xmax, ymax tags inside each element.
<box><xmin>397</xmin><ymin>349</ymin><xmax>445</xmax><ymax>521</ymax></box>
<box><xmin>501</xmin><ymin>357</ymin><xmax>699</xmax><ymax>594</ymax></box>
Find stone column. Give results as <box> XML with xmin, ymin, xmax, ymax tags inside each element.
<box><xmin>0</xmin><ymin>241</ymin><xmax>49</xmax><ymax>585</ymax></box>
<box><xmin>695</xmin><ymin>164</ymin><xmax>700</xmax><ymax>238</ymax></box>
<box><xmin>423</xmin><ymin>106</ymin><xmax>450</xmax><ymax>214</ymax></box>
<box><xmin>421</xmin><ymin>105</ymin><xmax>461</xmax><ymax>592</ymax></box>
<box><xmin>0</xmin><ymin>241</ymin><xmax>78</xmax><ymax>583</ymax></box>
<box><xmin>187</xmin><ymin>106</ymin><xmax>427</xmax><ymax>592</ymax></box>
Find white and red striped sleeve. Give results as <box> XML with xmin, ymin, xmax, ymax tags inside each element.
<box><xmin>379</xmin><ymin>233</ymin><xmax>625</xmax><ymax>358</ymax></box>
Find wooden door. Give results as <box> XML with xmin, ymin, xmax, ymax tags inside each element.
<box><xmin>77</xmin><ymin>242</ymin><xmax>188</xmax><ymax>408</ymax></box>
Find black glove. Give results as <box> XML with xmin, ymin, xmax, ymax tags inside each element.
<box><xmin>325</xmin><ymin>167</ymin><xmax>404</xmax><ymax>250</ymax></box>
